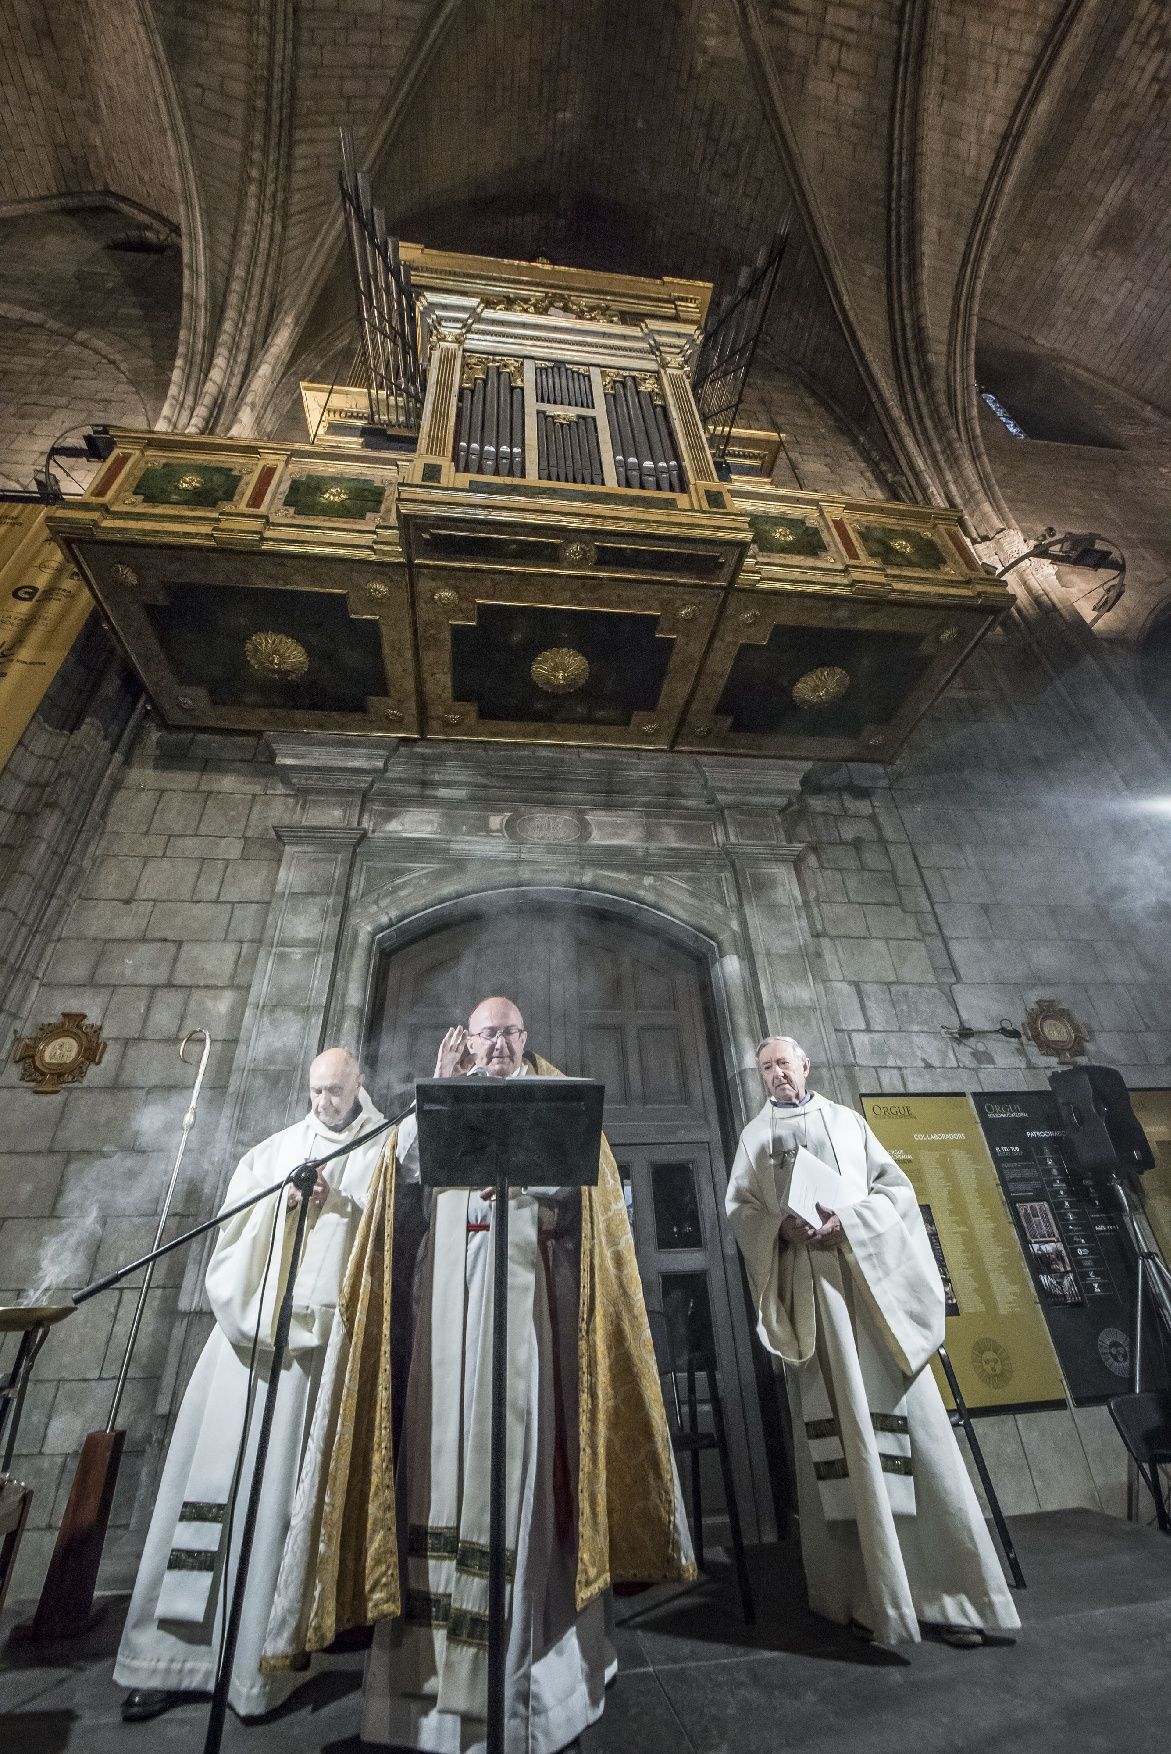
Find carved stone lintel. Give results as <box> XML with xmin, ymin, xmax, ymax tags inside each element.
<box><xmin>273</xmin><ymin>826</ymin><xmax>369</xmax><ymax>851</ymax></box>
<box><xmin>267</xmin><ymin>734</ymin><xmax>396</xmax><ymax>791</ymax></box>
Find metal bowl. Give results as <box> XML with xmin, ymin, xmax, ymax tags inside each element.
<box><xmin>0</xmin><ymin>1305</ymin><xmax>75</xmax><ymax>1333</ymax></box>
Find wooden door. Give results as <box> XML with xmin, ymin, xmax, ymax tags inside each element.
<box><xmin>365</xmin><ymin>896</ymin><xmax>779</xmax><ymax>1541</ymax></box>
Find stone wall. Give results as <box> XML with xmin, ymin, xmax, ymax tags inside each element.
<box><xmin>0</xmin><ymin>722</ymin><xmax>296</xmax><ymax>1590</ymax></box>
<box><xmin>0</xmin><ymin>203</ymin><xmax>182</xmax><ymax>496</ymax></box>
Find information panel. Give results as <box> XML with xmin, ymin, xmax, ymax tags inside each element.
<box><xmin>862</xmin><ymin>1094</ymin><xmax>1065</xmax><ymax>1411</ymax></box>
<box><xmin>971</xmin><ymin>1090</ymin><xmax>1136</xmax><ymax>1404</ymax></box>
<box><xmin>1129</xmin><ymin>1090</ymin><xmax>1171</xmax><ymax>1263</ymax></box>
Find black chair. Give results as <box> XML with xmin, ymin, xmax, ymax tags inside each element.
<box><xmin>646</xmin><ymin>1308</ymin><xmax>756</xmax><ymax>1624</ymax></box>
<box><xmin>1108</xmin><ymin>1392</ymin><xmax>1171</xmax><ymax>1533</ymax></box>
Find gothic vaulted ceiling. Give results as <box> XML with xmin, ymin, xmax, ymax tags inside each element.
<box><xmin>3</xmin><ymin>0</ymin><xmax>1170</xmax><ymax>539</ymax></box>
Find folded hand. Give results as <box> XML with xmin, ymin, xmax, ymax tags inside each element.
<box><xmin>808</xmin><ymin>1202</ymin><xmax>844</xmax><ymax>1249</ymax></box>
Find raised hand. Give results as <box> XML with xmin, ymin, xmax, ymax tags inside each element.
<box><xmin>435</xmin><ymin>1025</ymin><xmax>469</xmax><ymax>1077</ymax></box>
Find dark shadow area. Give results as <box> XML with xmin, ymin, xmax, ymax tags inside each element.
<box><xmin>618</xmin><ymin>1548</ymin><xmax>909</xmax><ymax>1669</ymax></box>
<box><xmin>257</xmin><ymin>1668</ymin><xmax>363</xmax><ymax>1721</ymax></box>
<box><xmin>977</xmin><ymin>340</ymin><xmax>1125</xmax><ymax>449</ymax></box>
<box><xmin>0</xmin><ymin>1592</ymin><xmax>128</xmax><ymax>1669</ymax></box>
<box><xmin>1137</xmin><ymin>608</ymin><xmax>1171</xmax><ymax>734</ymax></box>
<box><xmin>0</xmin><ymin>1707</ymin><xmax>76</xmax><ymax>1754</ymax></box>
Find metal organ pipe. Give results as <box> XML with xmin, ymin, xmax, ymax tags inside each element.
<box><xmin>456</xmin><ymin>367</ymin><xmax>525</xmax><ymax>477</ymax></box>
<box><xmin>510</xmin><ymin>386</ymin><xmax>523</xmax><ymax>474</ymax></box>
<box><xmin>495</xmin><ymin>368</ymin><xmax>511</xmax><ymax>477</ymax></box>
<box><xmin>467</xmin><ymin>376</ymin><xmax>485</xmax><ymax>471</ymax></box>
<box><xmin>456</xmin><ymin>386</ymin><xmax>472</xmax><ymax>472</ymax></box>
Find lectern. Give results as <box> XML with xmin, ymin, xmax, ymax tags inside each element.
<box><xmin>415</xmin><ymin>1075</ymin><xmax>604</xmax><ymax>1754</ymax></box>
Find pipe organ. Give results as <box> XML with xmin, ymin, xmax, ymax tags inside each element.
<box><xmin>46</xmin><ymin>245</ymin><xmax>1010</xmax><ymax>761</ymax></box>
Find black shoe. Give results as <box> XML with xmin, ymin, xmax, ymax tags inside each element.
<box><xmin>922</xmin><ymin>1622</ymin><xmax>985</xmax><ymax>1648</ymax></box>
<box><xmin>121</xmin><ymin>1688</ymin><xmax>205</xmax><ymax>1722</ymax></box>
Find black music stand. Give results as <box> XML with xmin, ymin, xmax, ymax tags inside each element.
<box><xmin>415</xmin><ymin>1075</ymin><xmax>603</xmax><ymax>1754</ymax></box>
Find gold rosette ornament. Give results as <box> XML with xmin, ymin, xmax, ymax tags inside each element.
<box><xmin>244</xmin><ymin>631</ymin><xmax>310</xmax><ymax>679</ymax></box>
<box><xmin>792</xmin><ymin>665</ymin><xmax>850</xmax><ymax>707</ymax></box>
<box><xmin>530</xmin><ymin>646</ymin><xmax>590</xmax><ymax>695</ymax></box>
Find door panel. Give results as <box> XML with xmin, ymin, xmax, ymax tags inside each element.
<box><xmin>615</xmin><ymin>1139</ymin><xmax>763</xmax><ymax>1539</ymax></box>
<box><xmin>365</xmin><ymin>898</ymin><xmax>778</xmax><ymax>1542</ymax></box>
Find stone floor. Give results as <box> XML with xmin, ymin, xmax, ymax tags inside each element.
<box><xmin>1</xmin><ymin>1510</ymin><xmax>1168</xmax><ymax>1754</ymax></box>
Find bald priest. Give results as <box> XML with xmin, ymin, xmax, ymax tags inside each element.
<box><xmin>726</xmin><ymin>1034</ymin><xmax>1020</xmax><ymax>1648</ymax></box>
<box><xmin>262</xmin><ymin>995</ymin><xmax>695</xmax><ymax>1753</ymax></box>
<box><xmin>115</xmin><ymin>1048</ymin><xmax>386</xmax><ymax>1720</ymax></box>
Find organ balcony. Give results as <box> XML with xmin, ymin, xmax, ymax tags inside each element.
<box><xmin>47</xmin><ymin>246</ymin><xmax>1010</xmax><ymax>761</ymax></box>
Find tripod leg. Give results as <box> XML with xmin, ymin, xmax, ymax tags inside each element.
<box><xmin>708</xmin><ymin>1364</ymin><xmax>755</xmax><ymax>1625</ymax></box>
<box><xmin>937</xmin><ymin>1347</ymin><xmax>1026</xmax><ymax>1590</ymax></box>
<box><xmin>203</xmin><ymin>1184</ymin><xmax>314</xmax><ymax>1754</ymax></box>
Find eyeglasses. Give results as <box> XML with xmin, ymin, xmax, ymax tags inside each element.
<box><xmin>469</xmin><ymin>1025</ymin><xmax>525</xmax><ymax>1042</ymax></box>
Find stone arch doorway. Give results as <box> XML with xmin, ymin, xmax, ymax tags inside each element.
<box><xmin>364</xmin><ymin>891</ymin><xmax>782</xmax><ymax>1543</ymax></box>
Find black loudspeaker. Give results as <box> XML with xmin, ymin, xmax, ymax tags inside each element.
<box><xmin>1049</xmin><ymin>1064</ymin><xmax>1155</xmax><ymax>1179</ymax></box>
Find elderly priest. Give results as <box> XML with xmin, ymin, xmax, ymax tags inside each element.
<box><xmin>114</xmin><ymin>1048</ymin><xmax>386</xmax><ymax>1720</ymax></box>
<box><xmin>726</xmin><ymin>1034</ymin><xmax>1019</xmax><ymax>1648</ymax></box>
<box><xmin>263</xmin><ymin>995</ymin><xmax>694</xmax><ymax>1753</ymax></box>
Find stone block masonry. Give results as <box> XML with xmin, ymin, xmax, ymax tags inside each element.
<box><xmin>0</xmin><ymin>722</ymin><xmax>301</xmax><ymax>1594</ymax></box>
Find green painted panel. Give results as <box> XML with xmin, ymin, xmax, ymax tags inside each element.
<box><xmin>282</xmin><ymin>474</ymin><xmax>388</xmax><ymax>519</ymax></box>
<box><xmin>858</xmin><ymin>523</ymin><xmax>947</xmax><ymax>571</ymax></box>
<box><xmin>135</xmin><ymin>463</ymin><xmax>242</xmax><ymax>508</ymax></box>
<box><xmin>749</xmin><ymin>513</ymin><xmax>828</xmax><ymax>558</ymax></box>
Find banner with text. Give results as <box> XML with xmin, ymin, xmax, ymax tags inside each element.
<box><xmin>972</xmin><ymin>1090</ymin><xmax>1139</xmax><ymax>1404</ymax></box>
<box><xmin>0</xmin><ymin>504</ymin><xmax>92</xmax><ymax>771</ymax></box>
<box><xmin>862</xmin><ymin>1094</ymin><xmax>1066</xmax><ymax>1411</ymax></box>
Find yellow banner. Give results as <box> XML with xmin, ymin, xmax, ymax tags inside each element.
<box><xmin>863</xmin><ymin>1094</ymin><xmax>1067</xmax><ymax>1410</ymax></box>
<box><xmin>0</xmin><ymin>504</ymin><xmax>93</xmax><ymax>771</ymax></box>
<box><xmin>1129</xmin><ymin>1090</ymin><xmax>1171</xmax><ymax>1263</ymax></box>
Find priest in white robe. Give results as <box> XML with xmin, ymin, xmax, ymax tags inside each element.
<box><xmin>263</xmin><ymin>996</ymin><xmax>694</xmax><ymax>1754</ymax></box>
<box><xmin>114</xmin><ymin>1047</ymin><xmax>386</xmax><ymax>1721</ymax></box>
<box><xmin>726</xmin><ymin>1034</ymin><xmax>1020</xmax><ymax>1648</ymax></box>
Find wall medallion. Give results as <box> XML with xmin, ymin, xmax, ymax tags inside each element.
<box><xmin>1022</xmin><ymin>999</ymin><xmax>1090</xmax><ymax>1062</ymax></box>
<box><xmin>504</xmin><ymin>810</ymin><xmax>591</xmax><ymax>845</ymax></box>
<box><xmin>792</xmin><ymin>665</ymin><xmax>851</xmax><ymax>707</ymax></box>
<box><xmin>244</xmin><ymin>631</ymin><xmax>309</xmax><ymax>679</ymax></box>
<box><xmin>12</xmin><ymin>1013</ymin><xmax>107</xmax><ymax>1094</ymax></box>
<box><xmin>530</xmin><ymin>647</ymin><xmax>590</xmax><ymax>695</ymax></box>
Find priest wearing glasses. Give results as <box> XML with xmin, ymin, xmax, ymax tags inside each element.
<box><xmin>262</xmin><ymin>995</ymin><xmax>693</xmax><ymax>1753</ymax></box>
<box><xmin>725</xmin><ymin>1034</ymin><xmax>1020</xmax><ymax>1649</ymax></box>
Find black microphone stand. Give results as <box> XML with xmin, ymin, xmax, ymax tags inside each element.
<box><xmin>71</xmin><ymin>1104</ymin><xmax>408</xmax><ymax>1754</ymax></box>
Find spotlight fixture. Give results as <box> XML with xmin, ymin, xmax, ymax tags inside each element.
<box><xmin>0</xmin><ymin>428</ymin><xmax>118</xmax><ymax>503</ymax></box>
<box><xmin>51</xmin><ymin>425</ymin><xmax>115</xmax><ymax>463</ymax></box>
<box><xmin>993</xmin><ymin>525</ymin><xmax>1126</xmax><ymax>623</ymax></box>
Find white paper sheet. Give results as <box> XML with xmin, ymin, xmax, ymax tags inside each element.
<box><xmin>785</xmin><ymin>1144</ymin><xmax>851</xmax><ymax>1228</ymax></box>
